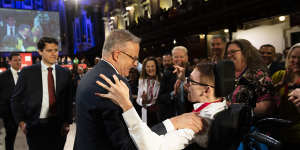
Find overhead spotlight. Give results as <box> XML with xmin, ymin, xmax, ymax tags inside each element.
<box><xmin>199</xmin><ymin>34</ymin><xmax>205</xmax><ymax>39</ymax></box>
<box><xmin>126</xmin><ymin>6</ymin><xmax>133</xmax><ymax>11</ymax></box>
<box><xmin>173</xmin><ymin>40</ymin><xmax>177</xmax><ymax>44</ymax></box>
<box><xmin>224</xmin><ymin>29</ymin><xmax>229</xmax><ymax>33</ymax></box>
<box><xmin>279</xmin><ymin>16</ymin><xmax>286</xmax><ymax>22</ymax></box>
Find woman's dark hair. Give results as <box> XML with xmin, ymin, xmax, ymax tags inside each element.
<box><xmin>140</xmin><ymin>56</ymin><xmax>161</xmax><ymax>81</ymax></box>
<box><xmin>226</xmin><ymin>39</ymin><xmax>267</xmax><ymax>73</ymax></box>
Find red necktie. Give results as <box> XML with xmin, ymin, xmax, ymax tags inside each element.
<box><xmin>47</xmin><ymin>67</ymin><xmax>56</xmax><ymax>113</ymax></box>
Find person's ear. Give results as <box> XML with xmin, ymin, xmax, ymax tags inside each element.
<box><xmin>112</xmin><ymin>50</ymin><xmax>120</xmax><ymax>62</ymax></box>
<box><xmin>38</xmin><ymin>50</ymin><xmax>43</xmax><ymax>56</ymax></box>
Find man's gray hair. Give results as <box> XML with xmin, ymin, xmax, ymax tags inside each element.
<box><xmin>102</xmin><ymin>29</ymin><xmax>141</xmax><ymax>55</ymax></box>
<box><xmin>172</xmin><ymin>46</ymin><xmax>188</xmax><ymax>55</ymax></box>
<box><xmin>211</xmin><ymin>34</ymin><xmax>227</xmax><ymax>43</ymax></box>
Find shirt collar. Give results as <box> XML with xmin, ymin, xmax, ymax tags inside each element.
<box><xmin>41</xmin><ymin>60</ymin><xmax>55</xmax><ymax>71</ymax></box>
<box><xmin>101</xmin><ymin>59</ymin><xmax>119</xmax><ymax>74</ymax></box>
<box><xmin>193</xmin><ymin>100</ymin><xmax>226</xmax><ymax>110</ymax></box>
<box><xmin>10</xmin><ymin>67</ymin><xmax>19</xmax><ymax>74</ymax></box>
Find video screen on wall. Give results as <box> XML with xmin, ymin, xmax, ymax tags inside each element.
<box><xmin>0</xmin><ymin>8</ymin><xmax>61</xmax><ymax>52</ymax></box>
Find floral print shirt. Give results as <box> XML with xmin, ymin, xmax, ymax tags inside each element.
<box><xmin>230</xmin><ymin>68</ymin><xmax>274</xmax><ymax>104</ymax></box>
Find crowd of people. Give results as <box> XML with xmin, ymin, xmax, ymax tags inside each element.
<box><xmin>0</xmin><ymin>29</ymin><xmax>299</xmax><ymax>150</ymax></box>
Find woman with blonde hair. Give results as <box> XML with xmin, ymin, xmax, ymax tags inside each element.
<box><xmin>271</xmin><ymin>43</ymin><xmax>300</xmax><ymax>148</ymax></box>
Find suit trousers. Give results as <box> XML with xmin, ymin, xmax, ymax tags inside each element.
<box><xmin>3</xmin><ymin>116</ymin><xmax>18</xmax><ymax>150</ymax></box>
<box><xmin>0</xmin><ymin>118</ymin><xmax>5</xmax><ymax>150</ymax></box>
<box><xmin>26</xmin><ymin>117</ymin><xmax>66</xmax><ymax>150</ymax></box>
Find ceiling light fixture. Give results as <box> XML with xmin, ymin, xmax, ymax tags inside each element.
<box><xmin>279</xmin><ymin>16</ymin><xmax>286</xmax><ymax>22</ymax></box>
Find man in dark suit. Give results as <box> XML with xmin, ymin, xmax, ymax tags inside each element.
<box><xmin>0</xmin><ymin>17</ymin><xmax>18</xmax><ymax>51</ymax></box>
<box><xmin>74</xmin><ymin>29</ymin><xmax>202</xmax><ymax>150</ymax></box>
<box><xmin>259</xmin><ymin>44</ymin><xmax>285</xmax><ymax>76</ymax></box>
<box><xmin>11</xmin><ymin>37</ymin><xmax>73</xmax><ymax>150</ymax></box>
<box><xmin>157</xmin><ymin>46</ymin><xmax>193</xmax><ymax>121</ymax></box>
<box><xmin>0</xmin><ymin>53</ymin><xmax>21</xmax><ymax>150</ymax></box>
<box><xmin>0</xmin><ymin>16</ymin><xmax>16</xmax><ymax>38</ymax></box>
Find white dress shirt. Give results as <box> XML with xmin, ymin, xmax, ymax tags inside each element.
<box><xmin>7</xmin><ymin>24</ymin><xmax>15</xmax><ymax>36</ymax></box>
<box><xmin>39</xmin><ymin>61</ymin><xmax>56</xmax><ymax>119</ymax></box>
<box><xmin>10</xmin><ymin>67</ymin><xmax>20</xmax><ymax>85</ymax></box>
<box><xmin>122</xmin><ymin>101</ymin><xmax>227</xmax><ymax>150</ymax></box>
<box><xmin>136</xmin><ymin>79</ymin><xmax>160</xmax><ymax>123</ymax></box>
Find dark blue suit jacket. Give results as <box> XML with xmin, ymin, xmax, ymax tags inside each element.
<box><xmin>11</xmin><ymin>64</ymin><xmax>73</xmax><ymax>127</ymax></box>
<box><xmin>0</xmin><ymin>69</ymin><xmax>15</xmax><ymax>118</ymax></box>
<box><xmin>74</xmin><ymin>60</ymin><xmax>166</xmax><ymax>150</ymax></box>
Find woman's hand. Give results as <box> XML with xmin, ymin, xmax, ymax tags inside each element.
<box><xmin>288</xmin><ymin>88</ymin><xmax>300</xmax><ymax>113</ymax></box>
<box><xmin>141</xmin><ymin>91</ymin><xmax>151</xmax><ymax>106</ymax></box>
<box><xmin>95</xmin><ymin>74</ymin><xmax>133</xmax><ymax>112</ymax></box>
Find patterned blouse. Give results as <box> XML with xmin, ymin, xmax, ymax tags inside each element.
<box><xmin>230</xmin><ymin>68</ymin><xmax>274</xmax><ymax>104</ymax></box>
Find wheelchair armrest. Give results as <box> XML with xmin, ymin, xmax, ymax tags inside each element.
<box><xmin>248</xmin><ymin>131</ymin><xmax>281</xmax><ymax>150</ymax></box>
<box><xmin>255</xmin><ymin>118</ymin><xmax>293</xmax><ymax>129</ymax></box>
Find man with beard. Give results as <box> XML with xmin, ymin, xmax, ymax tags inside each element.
<box><xmin>259</xmin><ymin>44</ymin><xmax>284</xmax><ymax>76</ymax></box>
<box><xmin>210</xmin><ymin>35</ymin><xmax>227</xmax><ymax>62</ymax></box>
<box><xmin>157</xmin><ymin>46</ymin><xmax>193</xmax><ymax>121</ymax></box>
<box><xmin>162</xmin><ymin>53</ymin><xmax>173</xmax><ymax>74</ymax></box>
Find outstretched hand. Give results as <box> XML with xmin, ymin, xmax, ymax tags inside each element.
<box><xmin>170</xmin><ymin>112</ymin><xmax>203</xmax><ymax>133</ymax></box>
<box><xmin>95</xmin><ymin>74</ymin><xmax>133</xmax><ymax>111</ymax></box>
<box><xmin>173</xmin><ymin>65</ymin><xmax>185</xmax><ymax>81</ymax></box>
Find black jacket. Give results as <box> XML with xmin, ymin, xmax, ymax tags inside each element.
<box><xmin>74</xmin><ymin>60</ymin><xmax>166</xmax><ymax>150</ymax></box>
<box><xmin>11</xmin><ymin>64</ymin><xmax>73</xmax><ymax>127</ymax></box>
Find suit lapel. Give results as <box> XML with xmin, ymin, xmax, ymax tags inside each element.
<box><xmin>7</xmin><ymin>69</ymin><xmax>15</xmax><ymax>87</ymax></box>
<box><xmin>55</xmin><ymin>65</ymin><xmax>61</xmax><ymax>96</ymax></box>
<box><xmin>35</xmin><ymin>64</ymin><xmax>43</xmax><ymax>104</ymax></box>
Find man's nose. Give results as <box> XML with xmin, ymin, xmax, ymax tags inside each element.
<box><xmin>133</xmin><ymin>61</ymin><xmax>138</xmax><ymax>67</ymax></box>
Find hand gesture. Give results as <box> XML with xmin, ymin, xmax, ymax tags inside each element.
<box><xmin>141</xmin><ymin>91</ymin><xmax>150</xmax><ymax>105</ymax></box>
<box><xmin>173</xmin><ymin>79</ymin><xmax>182</xmax><ymax>96</ymax></box>
<box><xmin>288</xmin><ymin>88</ymin><xmax>300</xmax><ymax>112</ymax></box>
<box><xmin>95</xmin><ymin>74</ymin><xmax>133</xmax><ymax>111</ymax></box>
<box><xmin>61</xmin><ymin>123</ymin><xmax>70</xmax><ymax>136</ymax></box>
<box><xmin>173</xmin><ymin>65</ymin><xmax>185</xmax><ymax>81</ymax></box>
<box><xmin>19</xmin><ymin>121</ymin><xmax>27</xmax><ymax>134</ymax></box>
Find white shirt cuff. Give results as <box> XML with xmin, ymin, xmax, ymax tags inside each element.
<box><xmin>122</xmin><ymin>107</ymin><xmax>141</xmax><ymax>128</ymax></box>
<box><xmin>163</xmin><ymin>119</ymin><xmax>176</xmax><ymax>132</ymax></box>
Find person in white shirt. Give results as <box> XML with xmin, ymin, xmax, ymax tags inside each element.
<box><xmin>136</xmin><ymin>57</ymin><xmax>161</xmax><ymax>126</ymax></box>
<box><xmin>95</xmin><ymin>61</ymin><xmax>227</xmax><ymax>150</ymax></box>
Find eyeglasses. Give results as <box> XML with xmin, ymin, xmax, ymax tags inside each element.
<box><xmin>186</xmin><ymin>77</ymin><xmax>214</xmax><ymax>87</ymax></box>
<box><xmin>120</xmin><ymin>51</ymin><xmax>139</xmax><ymax>63</ymax></box>
<box><xmin>227</xmin><ymin>49</ymin><xmax>241</xmax><ymax>55</ymax></box>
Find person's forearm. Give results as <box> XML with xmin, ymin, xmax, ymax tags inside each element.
<box><xmin>122</xmin><ymin>108</ymin><xmax>194</xmax><ymax>150</ymax></box>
